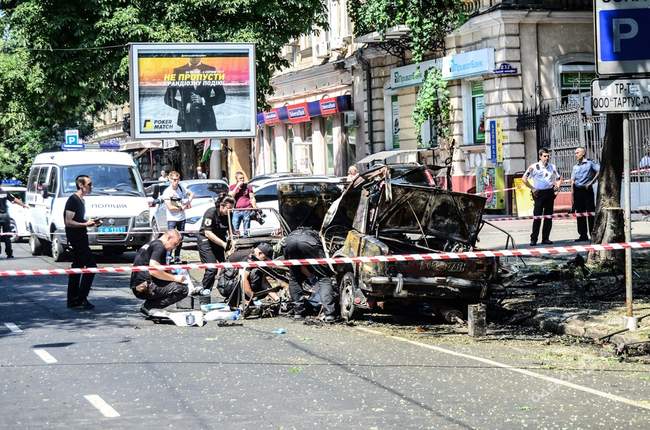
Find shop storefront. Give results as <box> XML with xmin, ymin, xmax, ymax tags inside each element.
<box><xmin>256</xmin><ymin>95</ymin><xmax>355</xmax><ymax>176</ymax></box>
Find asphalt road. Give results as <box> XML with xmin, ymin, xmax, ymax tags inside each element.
<box><xmin>1</xmin><ymin>242</ymin><xmax>650</xmax><ymax>429</ymax></box>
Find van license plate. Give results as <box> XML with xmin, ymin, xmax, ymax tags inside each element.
<box><xmin>98</xmin><ymin>226</ymin><xmax>127</xmax><ymax>233</ymax></box>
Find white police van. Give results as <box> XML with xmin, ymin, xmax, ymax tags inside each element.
<box><xmin>26</xmin><ymin>151</ymin><xmax>152</xmax><ymax>261</ymax></box>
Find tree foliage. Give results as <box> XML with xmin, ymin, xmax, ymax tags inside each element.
<box><xmin>0</xmin><ymin>0</ymin><xmax>327</xmax><ymax>180</ymax></box>
<box><xmin>347</xmin><ymin>0</ymin><xmax>463</xmax><ymax>146</ymax></box>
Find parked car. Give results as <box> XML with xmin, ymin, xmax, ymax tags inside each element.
<box><xmin>149</xmin><ymin>179</ymin><xmax>228</xmax><ymax>240</ymax></box>
<box><xmin>3</xmin><ymin>186</ymin><xmax>30</xmax><ymax>243</ymax></box>
<box><xmin>249</xmin><ymin>172</ymin><xmax>307</xmax><ymax>191</ymax></box>
<box><xmin>313</xmin><ymin>163</ymin><xmax>505</xmax><ymax>321</ymax></box>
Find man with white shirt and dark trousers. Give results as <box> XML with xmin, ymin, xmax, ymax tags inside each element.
<box><xmin>571</xmin><ymin>147</ymin><xmax>600</xmax><ymax>242</ymax></box>
<box><xmin>522</xmin><ymin>148</ymin><xmax>562</xmax><ymax>246</ymax></box>
<box><xmin>161</xmin><ymin>171</ymin><xmax>193</xmax><ymax>263</ymax></box>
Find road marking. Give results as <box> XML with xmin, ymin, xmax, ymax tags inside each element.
<box><xmin>4</xmin><ymin>323</ymin><xmax>23</xmax><ymax>333</ymax></box>
<box><xmin>84</xmin><ymin>394</ymin><xmax>120</xmax><ymax>418</ymax></box>
<box><xmin>32</xmin><ymin>349</ymin><xmax>57</xmax><ymax>364</ymax></box>
<box><xmin>355</xmin><ymin>327</ymin><xmax>650</xmax><ymax>411</ymax></box>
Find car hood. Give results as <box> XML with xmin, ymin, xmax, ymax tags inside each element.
<box><xmin>375</xmin><ymin>185</ymin><xmax>486</xmax><ymax>245</ymax></box>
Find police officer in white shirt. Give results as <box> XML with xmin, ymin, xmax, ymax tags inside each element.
<box><xmin>522</xmin><ymin>148</ymin><xmax>562</xmax><ymax>246</ymax></box>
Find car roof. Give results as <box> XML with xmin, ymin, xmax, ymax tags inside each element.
<box><xmin>180</xmin><ymin>179</ymin><xmax>228</xmax><ymax>186</ymax></box>
<box><xmin>32</xmin><ymin>151</ymin><xmax>136</xmax><ymax>167</ymax></box>
<box><xmin>257</xmin><ymin>176</ymin><xmax>344</xmax><ymax>188</ymax></box>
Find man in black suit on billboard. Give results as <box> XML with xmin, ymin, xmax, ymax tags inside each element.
<box><xmin>163</xmin><ymin>55</ymin><xmax>226</xmax><ymax>132</ymax></box>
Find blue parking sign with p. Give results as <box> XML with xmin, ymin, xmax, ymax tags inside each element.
<box><xmin>63</xmin><ymin>129</ymin><xmax>83</xmax><ymax>150</ymax></box>
<box><xmin>599</xmin><ymin>9</ymin><xmax>649</xmax><ymax>62</ymax></box>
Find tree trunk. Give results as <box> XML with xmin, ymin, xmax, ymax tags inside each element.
<box><xmin>178</xmin><ymin>140</ymin><xmax>197</xmax><ymax>180</ymax></box>
<box><xmin>589</xmin><ymin>114</ymin><xmax>624</xmax><ymax>269</ymax></box>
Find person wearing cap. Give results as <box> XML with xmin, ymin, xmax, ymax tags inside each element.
<box><xmin>163</xmin><ymin>55</ymin><xmax>226</xmax><ymax>132</ymax></box>
<box><xmin>241</xmin><ymin>242</ymin><xmax>280</xmax><ymax>303</ymax></box>
<box><xmin>197</xmin><ymin>194</ymin><xmax>235</xmax><ymax>294</ymax></box>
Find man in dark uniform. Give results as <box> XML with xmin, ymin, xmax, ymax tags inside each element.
<box><xmin>64</xmin><ymin>175</ymin><xmax>99</xmax><ymax>309</ymax></box>
<box><xmin>131</xmin><ymin>229</ymin><xmax>188</xmax><ymax>315</ymax></box>
<box><xmin>163</xmin><ymin>55</ymin><xmax>226</xmax><ymax>132</ymax></box>
<box><xmin>197</xmin><ymin>195</ymin><xmax>235</xmax><ymax>294</ymax></box>
<box><xmin>284</xmin><ymin>227</ymin><xmax>337</xmax><ymax>322</ymax></box>
<box><xmin>241</xmin><ymin>242</ymin><xmax>280</xmax><ymax>303</ymax></box>
<box><xmin>0</xmin><ymin>184</ymin><xmax>28</xmax><ymax>258</ymax></box>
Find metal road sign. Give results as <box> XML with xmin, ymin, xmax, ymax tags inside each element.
<box><xmin>591</xmin><ymin>78</ymin><xmax>650</xmax><ymax>113</ymax></box>
<box><xmin>595</xmin><ymin>0</ymin><xmax>650</xmax><ymax>76</ymax></box>
<box><xmin>62</xmin><ymin>129</ymin><xmax>83</xmax><ymax>150</ymax></box>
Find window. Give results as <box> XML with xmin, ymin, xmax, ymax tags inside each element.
<box><xmin>560</xmin><ymin>63</ymin><xmax>595</xmax><ymax>107</ymax></box>
<box><xmin>27</xmin><ymin>166</ymin><xmax>39</xmax><ymax>193</ymax></box>
<box><xmin>324</xmin><ymin>117</ymin><xmax>334</xmax><ymax>175</ymax></box>
<box><xmin>269</xmin><ymin>126</ymin><xmax>277</xmax><ymax>173</ymax></box>
<box><xmin>253</xmin><ymin>184</ymin><xmax>277</xmax><ymax>203</ymax></box>
<box><xmin>471</xmin><ymin>81</ymin><xmax>485</xmax><ymax>144</ymax></box>
<box><xmin>36</xmin><ymin>166</ymin><xmax>49</xmax><ymax>192</ymax></box>
<box><xmin>47</xmin><ymin>167</ymin><xmax>58</xmax><ymax>195</ymax></box>
<box><xmin>186</xmin><ymin>182</ymin><xmax>228</xmax><ymax>198</ymax></box>
<box><xmin>61</xmin><ymin>164</ymin><xmax>144</xmax><ymax>195</ymax></box>
<box><xmin>287</xmin><ymin>124</ymin><xmax>295</xmax><ymax>172</ymax></box>
<box><xmin>345</xmin><ymin>125</ymin><xmax>357</xmax><ymax>168</ymax></box>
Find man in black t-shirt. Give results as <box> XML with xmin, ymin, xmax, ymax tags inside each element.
<box><xmin>197</xmin><ymin>195</ymin><xmax>235</xmax><ymax>293</ymax></box>
<box><xmin>0</xmin><ymin>185</ymin><xmax>28</xmax><ymax>258</ymax></box>
<box><xmin>131</xmin><ymin>229</ymin><xmax>188</xmax><ymax>314</ymax></box>
<box><xmin>64</xmin><ymin>175</ymin><xmax>99</xmax><ymax>310</ymax></box>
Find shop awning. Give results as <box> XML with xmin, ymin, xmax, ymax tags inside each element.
<box><xmin>119</xmin><ymin>140</ymin><xmax>169</xmax><ymax>151</ymax></box>
<box><xmin>257</xmin><ymin>94</ymin><xmax>352</xmax><ymax>126</ymax></box>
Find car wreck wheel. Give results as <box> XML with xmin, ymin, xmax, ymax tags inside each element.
<box><xmin>339</xmin><ymin>272</ymin><xmax>358</xmax><ymax>322</ymax></box>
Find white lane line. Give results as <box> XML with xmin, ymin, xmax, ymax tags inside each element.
<box><xmin>355</xmin><ymin>326</ymin><xmax>650</xmax><ymax>412</ymax></box>
<box><xmin>84</xmin><ymin>394</ymin><xmax>120</xmax><ymax>418</ymax></box>
<box><xmin>32</xmin><ymin>348</ymin><xmax>57</xmax><ymax>364</ymax></box>
<box><xmin>4</xmin><ymin>322</ymin><xmax>23</xmax><ymax>333</ymax></box>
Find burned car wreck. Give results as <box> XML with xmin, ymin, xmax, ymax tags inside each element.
<box><xmin>320</xmin><ymin>164</ymin><xmax>503</xmax><ymax>321</ymax></box>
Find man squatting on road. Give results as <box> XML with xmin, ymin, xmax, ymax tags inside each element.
<box><xmin>522</xmin><ymin>148</ymin><xmax>562</xmax><ymax>246</ymax></box>
<box><xmin>131</xmin><ymin>229</ymin><xmax>189</xmax><ymax>315</ymax></box>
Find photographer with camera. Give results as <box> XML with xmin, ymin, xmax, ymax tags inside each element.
<box><xmin>161</xmin><ymin>171</ymin><xmax>194</xmax><ymax>263</ymax></box>
<box><xmin>197</xmin><ymin>194</ymin><xmax>235</xmax><ymax>294</ymax></box>
<box><xmin>228</xmin><ymin>171</ymin><xmax>257</xmax><ymax>237</ymax></box>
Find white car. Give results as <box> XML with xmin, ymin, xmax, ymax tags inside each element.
<box><xmin>4</xmin><ymin>186</ymin><xmax>30</xmax><ymax>243</ymax></box>
<box><xmin>149</xmin><ymin>179</ymin><xmax>229</xmax><ymax>239</ymax></box>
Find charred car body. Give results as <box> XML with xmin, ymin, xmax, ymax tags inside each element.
<box><xmin>318</xmin><ymin>164</ymin><xmax>502</xmax><ymax>321</ymax></box>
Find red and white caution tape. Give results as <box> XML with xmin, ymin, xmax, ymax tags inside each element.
<box><xmin>486</xmin><ymin>209</ymin><xmax>650</xmax><ymax>223</ymax></box>
<box><xmin>2</xmin><ymin>241</ymin><xmax>650</xmax><ymax>277</ymax></box>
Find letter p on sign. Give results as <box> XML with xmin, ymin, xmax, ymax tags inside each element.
<box><xmin>612</xmin><ymin>18</ymin><xmax>639</xmax><ymax>53</ymax></box>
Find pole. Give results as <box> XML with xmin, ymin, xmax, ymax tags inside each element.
<box><xmin>622</xmin><ymin>113</ymin><xmax>637</xmax><ymax>331</ymax></box>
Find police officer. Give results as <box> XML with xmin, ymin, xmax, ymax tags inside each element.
<box><xmin>197</xmin><ymin>194</ymin><xmax>235</xmax><ymax>294</ymax></box>
<box><xmin>522</xmin><ymin>148</ymin><xmax>562</xmax><ymax>246</ymax></box>
<box><xmin>571</xmin><ymin>147</ymin><xmax>600</xmax><ymax>242</ymax></box>
<box><xmin>0</xmin><ymin>184</ymin><xmax>28</xmax><ymax>258</ymax></box>
<box><xmin>284</xmin><ymin>227</ymin><xmax>337</xmax><ymax>322</ymax></box>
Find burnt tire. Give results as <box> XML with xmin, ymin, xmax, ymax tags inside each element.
<box><xmin>339</xmin><ymin>272</ymin><xmax>358</xmax><ymax>322</ymax></box>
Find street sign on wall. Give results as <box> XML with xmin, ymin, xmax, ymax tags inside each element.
<box><xmin>595</xmin><ymin>0</ymin><xmax>650</xmax><ymax>76</ymax></box>
<box><xmin>591</xmin><ymin>78</ymin><xmax>650</xmax><ymax>113</ymax></box>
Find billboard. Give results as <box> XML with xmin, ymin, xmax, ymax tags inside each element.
<box><xmin>129</xmin><ymin>43</ymin><xmax>256</xmax><ymax>139</ymax></box>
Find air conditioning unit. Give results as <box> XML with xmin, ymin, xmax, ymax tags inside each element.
<box><xmin>343</xmin><ymin>111</ymin><xmax>358</xmax><ymax>128</ymax></box>
<box><xmin>314</xmin><ymin>41</ymin><xmax>330</xmax><ymax>59</ymax></box>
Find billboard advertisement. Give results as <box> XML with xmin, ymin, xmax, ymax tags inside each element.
<box><xmin>129</xmin><ymin>43</ymin><xmax>256</xmax><ymax>139</ymax></box>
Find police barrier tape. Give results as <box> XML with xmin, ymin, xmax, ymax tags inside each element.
<box><xmin>2</xmin><ymin>241</ymin><xmax>650</xmax><ymax>277</ymax></box>
<box><xmin>486</xmin><ymin>209</ymin><xmax>650</xmax><ymax>222</ymax></box>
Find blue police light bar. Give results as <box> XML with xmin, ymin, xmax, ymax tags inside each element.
<box><xmin>1</xmin><ymin>179</ymin><xmax>23</xmax><ymax>185</ymax></box>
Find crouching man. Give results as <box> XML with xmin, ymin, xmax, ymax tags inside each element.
<box><xmin>284</xmin><ymin>227</ymin><xmax>337</xmax><ymax>322</ymax></box>
<box><xmin>131</xmin><ymin>229</ymin><xmax>188</xmax><ymax>315</ymax></box>
<box><xmin>242</xmin><ymin>242</ymin><xmax>280</xmax><ymax>304</ymax></box>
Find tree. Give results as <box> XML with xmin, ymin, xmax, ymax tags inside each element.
<box><xmin>347</xmin><ymin>0</ymin><xmax>463</xmax><ymax>146</ymax></box>
<box><xmin>1</xmin><ymin>0</ymin><xmax>328</xmax><ymax>179</ymax></box>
